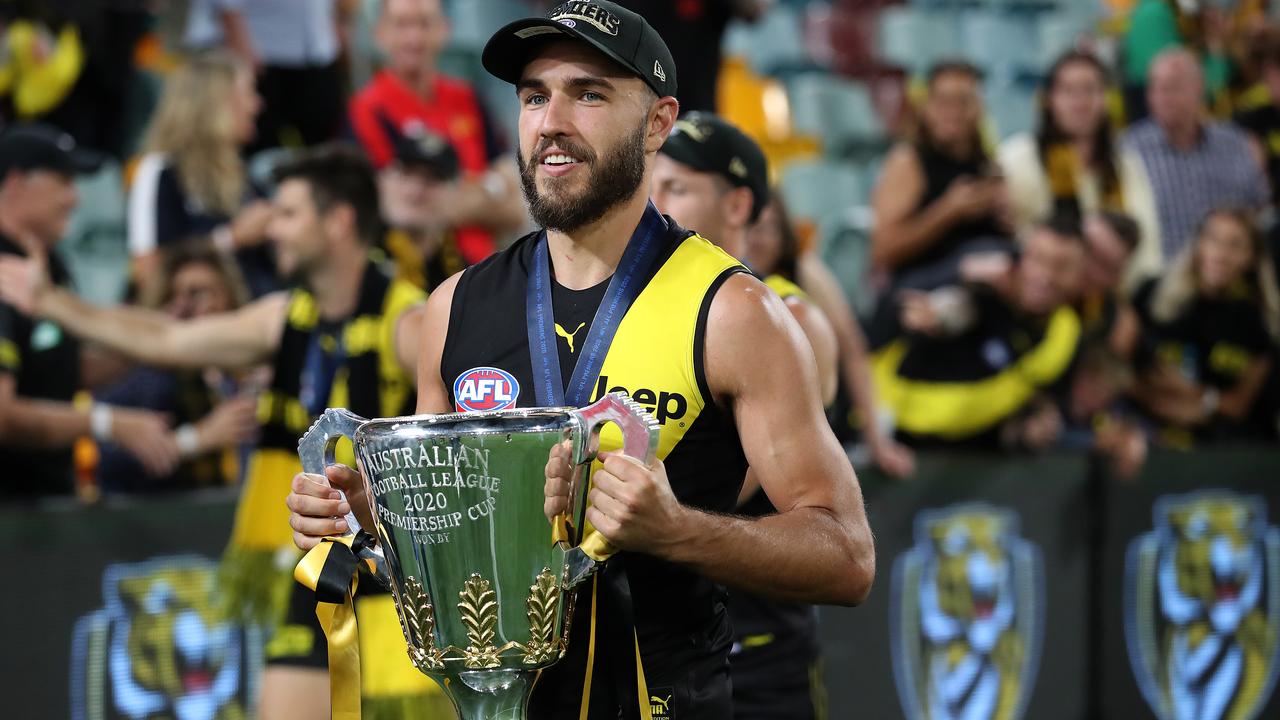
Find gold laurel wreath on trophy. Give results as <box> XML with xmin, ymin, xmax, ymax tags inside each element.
<box><xmin>394</xmin><ymin>567</ymin><xmax>567</xmax><ymax>672</ymax></box>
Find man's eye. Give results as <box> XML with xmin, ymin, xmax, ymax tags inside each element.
<box><xmin>525</xmin><ymin>94</ymin><xmax>548</xmax><ymax>106</ymax></box>
<box><xmin>582</xmin><ymin>91</ymin><xmax>604</xmax><ymax>102</ymax></box>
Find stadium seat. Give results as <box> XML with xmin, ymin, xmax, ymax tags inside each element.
<box><xmin>960</xmin><ymin>11</ymin><xmax>1036</xmax><ymax>74</ymax></box>
<box><xmin>779</xmin><ymin>159</ymin><xmax>865</xmax><ymax>225</ymax></box>
<box><xmin>449</xmin><ymin>0</ymin><xmax>530</xmax><ymax>50</ymax></box>
<box><xmin>788</xmin><ymin>73</ymin><xmax>884</xmax><ymax>152</ymax></box>
<box><xmin>1035</xmin><ymin>10</ymin><xmax>1088</xmax><ymax>70</ymax></box>
<box><xmin>724</xmin><ymin>4</ymin><xmax>811</xmax><ymax>75</ymax></box>
<box><xmin>818</xmin><ymin>205</ymin><xmax>877</xmax><ymax>317</ymax></box>
<box><xmin>62</xmin><ymin>161</ymin><xmax>130</xmax><ymax>305</ymax></box>
<box><xmin>877</xmin><ymin>6</ymin><xmax>959</xmax><ymax>75</ymax></box>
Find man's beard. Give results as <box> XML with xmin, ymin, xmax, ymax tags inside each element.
<box><xmin>518</xmin><ymin>122</ymin><xmax>648</xmax><ymax>233</ymax></box>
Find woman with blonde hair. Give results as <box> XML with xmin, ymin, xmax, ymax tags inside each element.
<box><xmin>1131</xmin><ymin>207</ymin><xmax>1280</xmax><ymax>444</ymax></box>
<box><xmin>128</xmin><ymin>50</ymin><xmax>272</xmax><ymax>300</ymax></box>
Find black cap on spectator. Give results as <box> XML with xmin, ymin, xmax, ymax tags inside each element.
<box><xmin>661</xmin><ymin>112</ymin><xmax>770</xmax><ymax>222</ymax></box>
<box><xmin>0</xmin><ymin>123</ymin><xmax>103</xmax><ymax>179</ymax></box>
<box><xmin>377</xmin><ymin>114</ymin><xmax>460</xmax><ymax>181</ymax></box>
<box><xmin>482</xmin><ymin>1</ymin><xmax>677</xmax><ymax>99</ymax></box>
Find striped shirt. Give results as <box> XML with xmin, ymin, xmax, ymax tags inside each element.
<box><xmin>1121</xmin><ymin>119</ymin><xmax>1268</xmax><ymax>260</ymax></box>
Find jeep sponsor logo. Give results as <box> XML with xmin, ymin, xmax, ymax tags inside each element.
<box><xmin>593</xmin><ymin>375</ymin><xmax>687</xmax><ymax>424</ymax></box>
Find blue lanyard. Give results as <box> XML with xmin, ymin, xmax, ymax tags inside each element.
<box><xmin>526</xmin><ymin>203</ymin><xmax>667</xmax><ymax>407</ymax></box>
<box><xmin>300</xmin><ymin>326</ymin><xmax>345</xmax><ymax>418</ymax></box>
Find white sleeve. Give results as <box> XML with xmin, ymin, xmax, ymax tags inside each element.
<box><xmin>127</xmin><ymin>153</ymin><xmax>166</xmax><ymax>257</ymax></box>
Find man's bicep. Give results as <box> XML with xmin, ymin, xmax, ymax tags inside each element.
<box><xmin>415</xmin><ymin>273</ymin><xmax>460</xmax><ymax>414</ymax></box>
<box><xmin>706</xmin><ymin>275</ymin><xmax>855</xmax><ymax>513</ymax></box>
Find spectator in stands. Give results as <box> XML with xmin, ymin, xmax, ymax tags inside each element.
<box><xmin>0</xmin><ymin>124</ymin><xmax>177</xmax><ymax>498</ymax></box>
<box><xmin>615</xmin><ymin>0</ymin><xmax>769</xmax><ymax>113</ymax></box>
<box><xmin>999</xmin><ymin>50</ymin><xmax>1163</xmax><ymax>290</ymax></box>
<box><xmin>871</xmin><ymin>60</ymin><xmax>1015</xmax><ymax>292</ymax></box>
<box><xmin>186</xmin><ymin>0</ymin><xmax>347</xmax><ymax>150</ymax></box>
<box><xmin>1059</xmin><ymin>344</ymin><xmax>1148</xmax><ymax>480</ymax></box>
<box><xmin>375</xmin><ymin>117</ymin><xmax>469</xmax><ymax>292</ymax></box>
<box><xmin>1234</xmin><ymin>25</ymin><xmax>1280</xmax><ymax>206</ymax></box>
<box><xmin>1079</xmin><ymin>211</ymin><xmax>1143</xmax><ymax>359</ymax></box>
<box><xmin>1131</xmin><ymin>208</ymin><xmax>1280</xmax><ymax>445</ymax></box>
<box><xmin>1122</xmin><ymin>48</ymin><xmax>1268</xmax><ymax>261</ymax></box>
<box><xmin>94</xmin><ymin>243</ymin><xmax>259</xmax><ymax>494</ymax></box>
<box><xmin>129</xmin><ymin>51</ymin><xmax>275</xmax><ymax>301</ymax></box>
<box><xmin>348</xmin><ymin>0</ymin><xmax>527</xmax><ymax>263</ymax></box>
<box><xmin>872</xmin><ymin>216</ymin><xmax>1085</xmax><ymax>450</ymax></box>
<box><xmin>1122</xmin><ymin>0</ymin><xmax>1234</xmax><ymax>120</ymax></box>
<box><xmin>182</xmin><ymin>0</ymin><xmax>257</xmax><ymax>69</ymax></box>
<box><xmin>745</xmin><ymin>195</ymin><xmax>916</xmax><ymax>479</ymax></box>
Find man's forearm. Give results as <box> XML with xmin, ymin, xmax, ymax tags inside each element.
<box><xmin>39</xmin><ymin>288</ymin><xmax>183</xmax><ymax>367</ymax></box>
<box><xmin>0</xmin><ymin>397</ymin><xmax>90</xmax><ymax>448</ymax></box>
<box><xmin>660</xmin><ymin>505</ymin><xmax>874</xmax><ymax>605</ymax></box>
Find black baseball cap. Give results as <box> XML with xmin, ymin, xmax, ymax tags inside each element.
<box><xmin>661</xmin><ymin>112</ymin><xmax>770</xmax><ymax>222</ymax></box>
<box><xmin>0</xmin><ymin>123</ymin><xmax>103</xmax><ymax>178</ymax></box>
<box><xmin>377</xmin><ymin>114</ymin><xmax>460</xmax><ymax>181</ymax></box>
<box><xmin>482</xmin><ymin>1</ymin><xmax>677</xmax><ymax>99</ymax></box>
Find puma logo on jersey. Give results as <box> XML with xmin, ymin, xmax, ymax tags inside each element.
<box><xmin>555</xmin><ymin>322</ymin><xmax>586</xmax><ymax>354</ymax></box>
<box><xmin>594</xmin><ymin>375</ymin><xmax>687</xmax><ymax>425</ymax></box>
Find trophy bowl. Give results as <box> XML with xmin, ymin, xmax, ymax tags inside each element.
<box><xmin>298</xmin><ymin>392</ymin><xmax>659</xmax><ymax>720</ymax></box>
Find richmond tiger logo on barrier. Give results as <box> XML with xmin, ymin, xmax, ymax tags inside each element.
<box><xmin>1125</xmin><ymin>491</ymin><xmax>1280</xmax><ymax>720</ymax></box>
<box><xmin>890</xmin><ymin>503</ymin><xmax>1045</xmax><ymax>720</ymax></box>
<box><xmin>71</xmin><ymin>556</ymin><xmax>263</xmax><ymax>720</ymax></box>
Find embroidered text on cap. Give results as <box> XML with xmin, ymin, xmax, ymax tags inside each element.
<box><xmin>549</xmin><ymin>2</ymin><xmax>621</xmax><ymax>36</ymax></box>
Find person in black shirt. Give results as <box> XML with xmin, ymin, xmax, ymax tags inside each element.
<box><xmin>875</xmin><ymin>217</ymin><xmax>1086</xmax><ymax>450</ymax></box>
<box><xmin>0</xmin><ymin>124</ymin><xmax>180</xmax><ymax>497</ymax></box>
<box><xmin>374</xmin><ymin>116</ymin><xmax>471</xmax><ymax>293</ymax></box>
<box><xmin>286</xmin><ymin>3</ymin><xmax>875</xmax><ymax>718</ymax></box>
<box><xmin>871</xmin><ymin>61</ymin><xmax>1015</xmax><ymax>292</ymax></box>
<box><xmin>1234</xmin><ymin>27</ymin><xmax>1280</xmax><ymax>207</ymax></box>
<box><xmin>614</xmin><ymin>0</ymin><xmax>769</xmax><ymax>114</ymax></box>
<box><xmin>1131</xmin><ymin>207</ymin><xmax>1280</xmax><ymax>446</ymax></box>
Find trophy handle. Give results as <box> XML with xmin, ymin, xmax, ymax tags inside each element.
<box><xmin>561</xmin><ymin>392</ymin><xmax>660</xmax><ymax>587</ymax></box>
<box><xmin>298</xmin><ymin>408</ymin><xmax>389</xmax><ymax>585</ymax></box>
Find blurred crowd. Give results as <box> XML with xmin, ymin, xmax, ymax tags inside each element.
<box><xmin>0</xmin><ymin>0</ymin><xmax>1278</xmax><ymax>509</ymax></box>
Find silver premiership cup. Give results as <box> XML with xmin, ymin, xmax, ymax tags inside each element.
<box><xmin>298</xmin><ymin>392</ymin><xmax>659</xmax><ymax>720</ymax></box>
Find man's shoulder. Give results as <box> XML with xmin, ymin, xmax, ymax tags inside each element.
<box><xmin>1121</xmin><ymin>118</ymin><xmax>1162</xmax><ymax>147</ymax></box>
<box><xmin>1205</xmin><ymin>120</ymin><xmax>1256</xmax><ymax>151</ymax></box>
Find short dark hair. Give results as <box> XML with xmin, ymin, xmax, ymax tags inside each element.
<box><xmin>1093</xmin><ymin>210</ymin><xmax>1140</xmax><ymax>254</ymax></box>
<box><xmin>927</xmin><ymin>60</ymin><xmax>984</xmax><ymax>88</ymax></box>
<box><xmin>272</xmin><ymin>144</ymin><xmax>381</xmax><ymax>244</ymax></box>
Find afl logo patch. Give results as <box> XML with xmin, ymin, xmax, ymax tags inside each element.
<box><xmin>454</xmin><ymin>367</ymin><xmax>520</xmax><ymax>412</ymax></box>
<box><xmin>557</xmin><ymin>18</ymin><xmax>576</xmax><ymax>28</ymax></box>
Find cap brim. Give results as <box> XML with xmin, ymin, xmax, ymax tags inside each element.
<box><xmin>482</xmin><ymin>17</ymin><xmax>642</xmax><ymax>91</ymax></box>
<box><xmin>68</xmin><ymin>147</ymin><xmax>106</xmax><ymax>175</ymax></box>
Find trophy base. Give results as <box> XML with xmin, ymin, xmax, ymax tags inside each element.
<box><xmin>439</xmin><ymin>668</ymin><xmax>539</xmax><ymax>720</ymax></box>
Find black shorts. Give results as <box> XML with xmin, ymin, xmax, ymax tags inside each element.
<box><xmin>729</xmin><ymin>635</ymin><xmax>825</xmax><ymax>720</ymax></box>
<box><xmin>528</xmin><ymin>582</ymin><xmax>735</xmax><ymax>720</ymax></box>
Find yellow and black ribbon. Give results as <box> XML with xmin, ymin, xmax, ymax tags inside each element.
<box><xmin>295</xmin><ymin>531</ymin><xmax>378</xmax><ymax>720</ymax></box>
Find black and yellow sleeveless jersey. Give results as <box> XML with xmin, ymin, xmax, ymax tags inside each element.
<box><xmin>872</xmin><ymin>286</ymin><xmax>1080</xmax><ymax>446</ymax></box>
<box><xmin>375</xmin><ymin>227</ymin><xmax>468</xmax><ymax>294</ymax></box>
<box><xmin>440</xmin><ymin>218</ymin><xmax>749</xmax><ymax>718</ymax></box>
<box><xmin>764</xmin><ymin>273</ymin><xmax>808</xmax><ymax>303</ymax></box>
<box><xmin>222</xmin><ymin>259</ymin><xmax>424</xmax><ymax>625</ymax></box>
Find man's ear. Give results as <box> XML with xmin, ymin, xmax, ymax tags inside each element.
<box><xmin>723</xmin><ymin>186</ymin><xmax>754</xmax><ymax>232</ymax></box>
<box><xmin>645</xmin><ymin>95</ymin><xmax>680</xmax><ymax>153</ymax></box>
<box><xmin>323</xmin><ymin>203</ymin><xmax>357</xmax><ymax>245</ymax></box>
